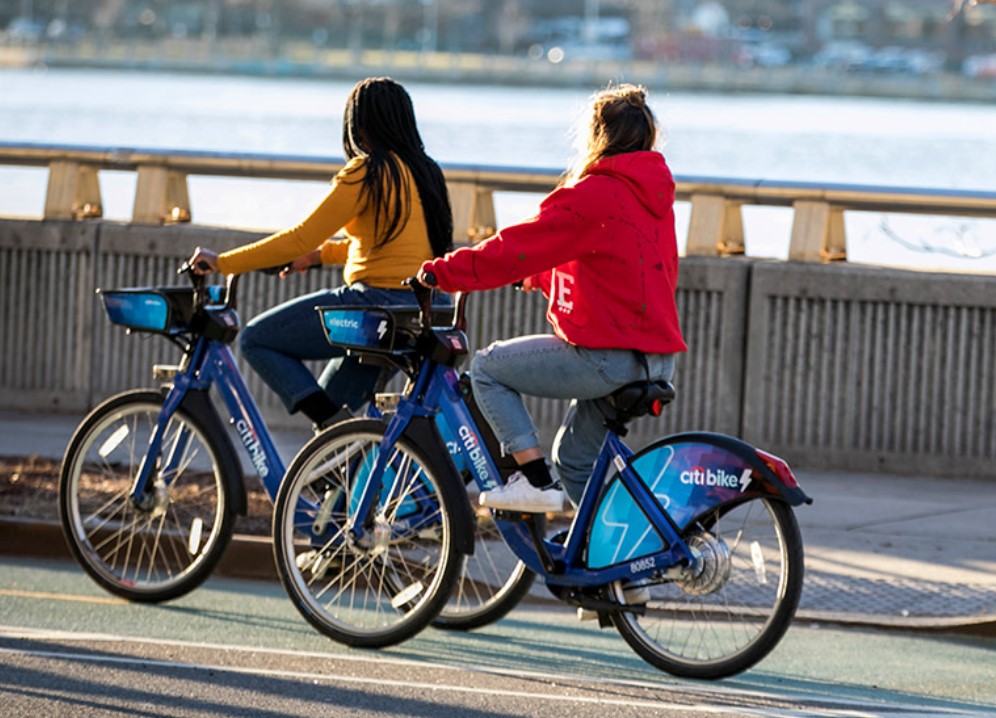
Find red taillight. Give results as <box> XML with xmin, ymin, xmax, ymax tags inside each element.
<box><xmin>650</xmin><ymin>399</ymin><xmax>663</xmax><ymax>416</ymax></box>
<box><xmin>755</xmin><ymin>448</ymin><xmax>799</xmax><ymax>489</ymax></box>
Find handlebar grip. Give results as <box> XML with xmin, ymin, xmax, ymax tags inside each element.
<box><xmin>177</xmin><ymin>259</ymin><xmax>211</xmax><ymax>276</ymax></box>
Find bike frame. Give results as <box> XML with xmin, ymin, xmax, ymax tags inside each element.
<box><xmin>346</xmin><ymin>350</ymin><xmax>699</xmax><ymax>590</ymax></box>
<box><xmin>127</xmin><ymin>316</ymin><xmax>286</xmax><ymax>507</ymax></box>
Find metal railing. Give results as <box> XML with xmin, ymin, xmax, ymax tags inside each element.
<box><xmin>5</xmin><ymin>141</ymin><xmax>996</xmax><ymax>477</ymax></box>
<box><xmin>4</xmin><ymin>140</ymin><xmax>996</xmax><ymax>262</ymax></box>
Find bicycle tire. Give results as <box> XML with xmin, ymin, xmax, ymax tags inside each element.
<box><xmin>58</xmin><ymin>390</ymin><xmax>236</xmax><ymax>602</ymax></box>
<box><xmin>272</xmin><ymin>419</ymin><xmax>461</xmax><ymax>648</ymax></box>
<box><xmin>432</xmin><ymin>491</ymin><xmax>536</xmax><ymax>630</ymax></box>
<box><xmin>611</xmin><ymin>497</ymin><xmax>804</xmax><ymax>680</ymax></box>
<box><xmin>364</xmin><ymin>404</ymin><xmax>534</xmax><ymax>630</ymax></box>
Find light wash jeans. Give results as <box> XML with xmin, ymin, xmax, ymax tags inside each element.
<box><xmin>239</xmin><ymin>282</ymin><xmax>415</xmax><ymax>414</ymax></box>
<box><xmin>470</xmin><ymin>334</ymin><xmax>675</xmax><ymax>505</ymax></box>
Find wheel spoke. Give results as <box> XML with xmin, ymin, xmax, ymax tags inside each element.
<box><xmin>612</xmin><ymin>498</ymin><xmax>803</xmax><ymax>679</ymax></box>
<box><xmin>274</xmin><ymin>421</ymin><xmax>460</xmax><ymax>647</ymax></box>
<box><xmin>60</xmin><ymin>395</ymin><xmax>233</xmax><ymax>602</ymax></box>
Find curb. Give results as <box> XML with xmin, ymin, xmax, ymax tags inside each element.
<box><xmin>0</xmin><ymin>517</ymin><xmax>278</xmax><ymax>582</ymax></box>
<box><xmin>4</xmin><ymin>517</ymin><xmax>995</xmax><ymax>636</ymax></box>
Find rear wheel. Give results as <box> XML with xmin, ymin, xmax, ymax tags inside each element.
<box><xmin>272</xmin><ymin>419</ymin><xmax>461</xmax><ymax>648</ymax></box>
<box><xmin>58</xmin><ymin>390</ymin><xmax>234</xmax><ymax>602</ymax></box>
<box><xmin>611</xmin><ymin>498</ymin><xmax>804</xmax><ymax>679</ymax></box>
<box><xmin>432</xmin><ymin>487</ymin><xmax>535</xmax><ymax>630</ymax></box>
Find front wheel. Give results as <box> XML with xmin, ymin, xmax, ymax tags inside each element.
<box><xmin>272</xmin><ymin>419</ymin><xmax>462</xmax><ymax>648</ymax></box>
<box><xmin>611</xmin><ymin>498</ymin><xmax>804</xmax><ymax>680</ymax></box>
<box><xmin>58</xmin><ymin>390</ymin><xmax>235</xmax><ymax>602</ymax></box>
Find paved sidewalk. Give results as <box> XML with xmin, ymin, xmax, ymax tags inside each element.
<box><xmin>2</xmin><ymin>409</ymin><xmax>995</xmax><ymax>633</ymax></box>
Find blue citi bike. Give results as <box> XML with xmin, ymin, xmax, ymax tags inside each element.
<box><xmin>57</xmin><ymin>263</ymin><xmax>533</xmax><ymax>632</ymax></box>
<box><xmin>271</xmin><ymin>276</ymin><xmax>811</xmax><ymax>679</ymax></box>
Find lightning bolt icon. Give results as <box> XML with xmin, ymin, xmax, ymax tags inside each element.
<box><xmin>599</xmin><ymin>446</ymin><xmax>674</xmax><ymax>565</ymax></box>
<box><xmin>377</xmin><ymin>320</ymin><xmax>388</xmax><ymax>339</ymax></box>
<box><xmin>739</xmin><ymin>469</ymin><xmax>753</xmax><ymax>493</ymax></box>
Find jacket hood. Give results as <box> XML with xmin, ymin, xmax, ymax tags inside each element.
<box><xmin>586</xmin><ymin>151</ymin><xmax>675</xmax><ymax>219</ymax></box>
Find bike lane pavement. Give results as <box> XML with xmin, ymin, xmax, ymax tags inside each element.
<box><xmin>1</xmin><ymin>408</ymin><xmax>994</xmax><ymax>634</ymax></box>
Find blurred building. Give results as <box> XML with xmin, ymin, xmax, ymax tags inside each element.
<box><xmin>799</xmin><ymin>0</ymin><xmax>996</xmax><ymax>66</ymax></box>
<box><xmin>3</xmin><ymin>0</ymin><xmax>996</xmax><ymax>73</ymax></box>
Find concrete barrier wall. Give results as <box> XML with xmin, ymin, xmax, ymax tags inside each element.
<box><xmin>3</xmin><ymin>218</ymin><xmax>994</xmax><ymax>477</ymax></box>
<box><xmin>1</xmin><ymin>220</ymin><xmax>96</xmax><ymax>411</ymax></box>
<box><xmin>742</xmin><ymin>261</ymin><xmax>996</xmax><ymax>476</ymax></box>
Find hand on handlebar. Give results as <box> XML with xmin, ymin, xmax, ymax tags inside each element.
<box><xmin>279</xmin><ymin>251</ymin><xmax>322</xmax><ymax>279</ymax></box>
<box><xmin>415</xmin><ymin>269</ymin><xmax>438</xmax><ymax>288</ymax></box>
<box><xmin>518</xmin><ymin>276</ymin><xmax>540</xmax><ymax>293</ymax></box>
<box><xmin>188</xmin><ymin>247</ymin><xmax>219</xmax><ymax>275</ymax></box>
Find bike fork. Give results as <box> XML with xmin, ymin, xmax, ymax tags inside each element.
<box><xmin>128</xmin><ymin>375</ymin><xmax>194</xmax><ymax>509</ymax></box>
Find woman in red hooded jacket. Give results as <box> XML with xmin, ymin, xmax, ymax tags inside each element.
<box><xmin>420</xmin><ymin>84</ymin><xmax>686</xmax><ymax>512</ymax></box>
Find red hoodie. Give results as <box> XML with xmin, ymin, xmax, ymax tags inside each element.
<box><xmin>422</xmin><ymin>151</ymin><xmax>687</xmax><ymax>354</ymax></box>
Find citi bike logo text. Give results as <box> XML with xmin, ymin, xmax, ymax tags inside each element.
<box><xmin>680</xmin><ymin>466</ymin><xmax>752</xmax><ymax>492</ymax></box>
<box><xmin>236</xmin><ymin>419</ymin><xmax>270</xmax><ymax>479</ymax></box>
<box><xmin>458</xmin><ymin>425</ymin><xmax>491</xmax><ymax>484</ymax></box>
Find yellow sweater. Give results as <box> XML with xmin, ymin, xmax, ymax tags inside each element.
<box><xmin>216</xmin><ymin>156</ymin><xmax>435</xmax><ymax>288</ymax></box>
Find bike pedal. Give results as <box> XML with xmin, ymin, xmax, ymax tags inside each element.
<box><xmin>575</xmin><ymin>607</ymin><xmax>616</xmax><ymax>627</ymax></box>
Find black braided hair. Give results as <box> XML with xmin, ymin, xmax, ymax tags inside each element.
<box><xmin>341</xmin><ymin>77</ymin><xmax>453</xmax><ymax>257</ymax></box>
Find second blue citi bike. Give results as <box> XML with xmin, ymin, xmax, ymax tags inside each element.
<box><xmin>57</xmin><ymin>263</ymin><xmax>532</xmax><ymax>635</ymax></box>
<box><xmin>271</xmin><ymin>276</ymin><xmax>811</xmax><ymax>679</ymax></box>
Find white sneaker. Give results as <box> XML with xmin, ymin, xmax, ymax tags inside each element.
<box><xmin>479</xmin><ymin>471</ymin><xmax>563</xmax><ymax>513</ymax></box>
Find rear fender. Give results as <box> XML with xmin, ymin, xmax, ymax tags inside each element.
<box><xmin>646</xmin><ymin>432</ymin><xmax>812</xmax><ymax>516</ymax></box>
<box><xmin>587</xmin><ymin>431</ymin><xmax>809</xmax><ymax>569</ymax></box>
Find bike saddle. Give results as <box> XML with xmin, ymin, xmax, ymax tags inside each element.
<box><xmin>605</xmin><ymin>380</ymin><xmax>676</xmax><ymax>420</ymax></box>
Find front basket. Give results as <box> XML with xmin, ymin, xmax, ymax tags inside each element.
<box><xmin>317</xmin><ymin>306</ymin><xmax>413</xmax><ymax>353</ymax></box>
<box><xmin>99</xmin><ymin>287</ymin><xmax>196</xmax><ymax>335</ymax></box>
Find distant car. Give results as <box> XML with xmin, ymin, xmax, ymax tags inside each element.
<box><xmin>548</xmin><ymin>42</ymin><xmax>633</xmax><ymax>62</ymax></box>
<box><xmin>963</xmin><ymin>53</ymin><xmax>996</xmax><ymax>79</ymax></box>
<box><xmin>5</xmin><ymin>16</ymin><xmax>45</xmax><ymax>41</ymax></box>
<box><xmin>45</xmin><ymin>18</ymin><xmax>87</xmax><ymax>41</ymax></box>
<box><xmin>736</xmin><ymin>42</ymin><xmax>791</xmax><ymax>68</ymax></box>
<box><xmin>811</xmin><ymin>41</ymin><xmax>873</xmax><ymax>71</ymax></box>
<box><xmin>865</xmin><ymin>46</ymin><xmax>944</xmax><ymax>75</ymax></box>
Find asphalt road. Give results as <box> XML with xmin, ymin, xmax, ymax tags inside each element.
<box><xmin>1</xmin><ymin>556</ymin><xmax>995</xmax><ymax>718</ymax></box>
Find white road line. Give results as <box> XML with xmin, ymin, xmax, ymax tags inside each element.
<box><xmin>0</xmin><ymin>626</ymin><xmax>983</xmax><ymax>718</ymax></box>
<box><xmin>0</xmin><ymin>588</ymin><xmax>128</xmax><ymax>605</ymax></box>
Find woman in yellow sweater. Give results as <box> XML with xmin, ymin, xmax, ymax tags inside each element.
<box><xmin>190</xmin><ymin>77</ymin><xmax>452</xmax><ymax>428</ymax></box>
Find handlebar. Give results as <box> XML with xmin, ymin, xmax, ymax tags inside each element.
<box><xmin>177</xmin><ymin>255</ymin><xmax>322</xmax><ymax>311</ymax></box>
<box><xmin>404</xmin><ymin>275</ymin><xmax>467</xmax><ymax>334</ymax></box>
<box><xmin>404</xmin><ymin>275</ymin><xmax>436</xmax><ymax>331</ymax></box>
<box><xmin>176</xmin><ymin>260</ymin><xmax>239</xmax><ymax>311</ymax></box>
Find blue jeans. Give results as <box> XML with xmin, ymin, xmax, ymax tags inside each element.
<box><xmin>240</xmin><ymin>282</ymin><xmax>416</xmax><ymax>414</ymax></box>
<box><xmin>470</xmin><ymin>335</ymin><xmax>675</xmax><ymax>506</ymax></box>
